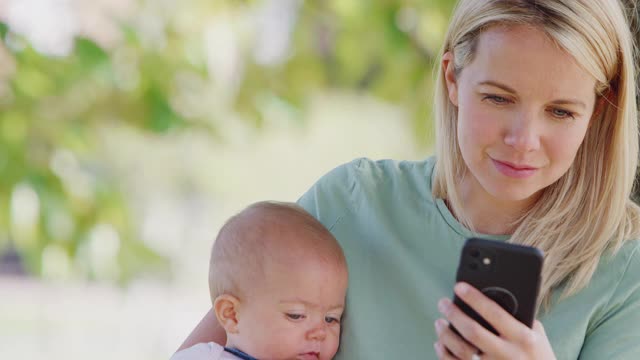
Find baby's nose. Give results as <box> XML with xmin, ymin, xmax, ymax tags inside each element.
<box><xmin>306</xmin><ymin>323</ymin><xmax>327</xmax><ymax>341</ymax></box>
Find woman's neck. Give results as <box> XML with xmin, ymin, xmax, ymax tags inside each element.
<box><xmin>455</xmin><ymin>175</ymin><xmax>538</xmax><ymax>235</ymax></box>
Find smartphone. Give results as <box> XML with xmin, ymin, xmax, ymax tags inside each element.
<box><xmin>451</xmin><ymin>237</ymin><xmax>544</xmax><ymax>336</ymax></box>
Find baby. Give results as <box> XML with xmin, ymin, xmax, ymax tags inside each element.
<box><xmin>172</xmin><ymin>201</ymin><xmax>349</xmax><ymax>360</ymax></box>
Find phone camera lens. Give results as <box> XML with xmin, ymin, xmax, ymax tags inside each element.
<box><xmin>469</xmin><ymin>262</ymin><xmax>479</xmax><ymax>270</ymax></box>
<box><xmin>470</xmin><ymin>249</ymin><xmax>480</xmax><ymax>258</ymax></box>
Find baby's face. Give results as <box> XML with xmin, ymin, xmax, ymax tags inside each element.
<box><xmin>233</xmin><ymin>258</ymin><xmax>348</xmax><ymax>360</ymax></box>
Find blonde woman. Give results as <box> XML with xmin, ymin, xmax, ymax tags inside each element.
<box><xmin>177</xmin><ymin>0</ymin><xmax>640</xmax><ymax>359</ymax></box>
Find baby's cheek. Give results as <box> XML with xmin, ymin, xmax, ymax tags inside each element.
<box><xmin>260</xmin><ymin>335</ymin><xmax>299</xmax><ymax>360</ymax></box>
<box><xmin>328</xmin><ymin>327</ymin><xmax>341</xmax><ymax>348</ymax></box>
<box><xmin>328</xmin><ymin>322</ymin><xmax>341</xmax><ymax>334</ymax></box>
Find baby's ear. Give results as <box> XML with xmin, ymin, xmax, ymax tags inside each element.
<box><xmin>213</xmin><ymin>294</ymin><xmax>241</xmax><ymax>334</ymax></box>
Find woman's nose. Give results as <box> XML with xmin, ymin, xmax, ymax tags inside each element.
<box><xmin>503</xmin><ymin>111</ymin><xmax>541</xmax><ymax>152</ymax></box>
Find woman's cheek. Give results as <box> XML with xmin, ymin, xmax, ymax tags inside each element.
<box><xmin>545</xmin><ymin>123</ymin><xmax>590</xmax><ymax>171</ymax></box>
<box><xmin>459</xmin><ymin>107</ymin><xmax>502</xmax><ymax>153</ymax></box>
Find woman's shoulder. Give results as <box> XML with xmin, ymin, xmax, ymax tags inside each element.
<box><xmin>313</xmin><ymin>156</ymin><xmax>437</xmax><ymax>194</ymax></box>
<box><xmin>297</xmin><ymin>156</ymin><xmax>437</xmax><ymax>229</ymax></box>
<box><xmin>574</xmin><ymin>239</ymin><xmax>640</xmax><ymax>356</ymax></box>
<box><xmin>601</xmin><ymin>239</ymin><xmax>640</xmax><ymax>274</ymax></box>
<box><xmin>593</xmin><ymin>239</ymin><xmax>640</xmax><ymax>305</ymax></box>
<box><xmin>609</xmin><ymin>239</ymin><xmax>640</xmax><ymax>290</ymax></box>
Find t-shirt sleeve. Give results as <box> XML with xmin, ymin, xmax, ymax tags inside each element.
<box><xmin>578</xmin><ymin>244</ymin><xmax>640</xmax><ymax>360</ymax></box>
<box><xmin>170</xmin><ymin>342</ymin><xmax>225</xmax><ymax>360</ymax></box>
<box><xmin>297</xmin><ymin>158</ymin><xmax>363</xmax><ymax>231</ymax></box>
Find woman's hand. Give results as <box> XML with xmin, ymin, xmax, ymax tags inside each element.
<box><xmin>434</xmin><ymin>282</ymin><xmax>556</xmax><ymax>360</ymax></box>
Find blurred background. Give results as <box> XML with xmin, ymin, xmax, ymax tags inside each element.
<box><xmin>0</xmin><ymin>0</ymin><xmax>637</xmax><ymax>359</ymax></box>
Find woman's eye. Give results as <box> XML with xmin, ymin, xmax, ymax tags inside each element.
<box><xmin>483</xmin><ymin>95</ymin><xmax>510</xmax><ymax>104</ymax></box>
<box><xmin>325</xmin><ymin>316</ymin><xmax>341</xmax><ymax>324</ymax></box>
<box><xmin>286</xmin><ymin>313</ymin><xmax>305</xmax><ymax>320</ymax></box>
<box><xmin>550</xmin><ymin>108</ymin><xmax>574</xmax><ymax>119</ymax></box>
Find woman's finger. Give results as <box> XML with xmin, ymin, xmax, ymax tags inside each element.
<box><xmin>438</xmin><ymin>297</ymin><xmax>511</xmax><ymax>355</ymax></box>
<box><xmin>434</xmin><ymin>340</ymin><xmax>460</xmax><ymax>360</ymax></box>
<box><xmin>533</xmin><ymin>320</ymin><xmax>546</xmax><ymax>335</ymax></box>
<box><xmin>434</xmin><ymin>318</ymin><xmax>480</xmax><ymax>360</ymax></box>
<box><xmin>453</xmin><ymin>282</ymin><xmax>531</xmax><ymax>341</ymax></box>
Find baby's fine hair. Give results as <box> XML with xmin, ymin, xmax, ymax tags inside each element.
<box><xmin>209</xmin><ymin>201</ymin><xmax>346</xmax><ymax>301</ymax></box>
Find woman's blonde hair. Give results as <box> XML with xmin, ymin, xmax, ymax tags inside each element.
<box><xmin>433</xmin><ymin>0</ymin><xmax>640</xmax><ymax>307</ymax></box>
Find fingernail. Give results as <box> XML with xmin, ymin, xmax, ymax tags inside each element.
<box><xmin>438</xmin><ymin>299</ymin><xmax>450</xmax><ymax>314</ymax></box>
<box><xmin>434</xmin><ymin>319</ymin><xmax>443</xmax><ymax>333</ymax></box>
<box><xmin>434</xmin><ymin>342</ymin><xmax>442</xmax><ymax>357</ymax></box>
<box><xmin>456</xmin><ymin>282</ymin><xmax>469</xmax><ymax>295</ymax></box>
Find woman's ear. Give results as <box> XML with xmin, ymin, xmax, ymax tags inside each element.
<box><xmin>213</xmin><ymin>294</ymin><xmax>241</xmax><ymax>334</ymax></box>
<box><xmin>590</xmin><ymin>90</ymin><xmax>613</xmax><ymax>126</ymax></box>
<box><xmin>442</xmin><ymin>51</ymin><xmax>459</xmax><ymax>106</ymax></box>
<box><xmin>592</xmin><ymin>96</ymin><xmax>605</xmax><ymax>120</ymax></box>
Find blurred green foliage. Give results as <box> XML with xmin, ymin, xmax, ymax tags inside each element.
<box><xmin>1</xmin><ymin>0</ymin><xmax>636</xmax><ymax>283</ymax></box>
<box><xmin>0</xmin><ymin>0</ymin><xmax>457</xmax><ymax>283</ymax></box>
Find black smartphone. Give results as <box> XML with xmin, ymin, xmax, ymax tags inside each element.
<box><xmin>451</xmin><ymin>237</ymin><xmax>544</xmax><ymax>336</ymax></box>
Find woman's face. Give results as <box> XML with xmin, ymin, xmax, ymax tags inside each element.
<box><xmin>444</xmin><ymin>25</ymin><xmax>597</xmax><ymax>204</ymax></box>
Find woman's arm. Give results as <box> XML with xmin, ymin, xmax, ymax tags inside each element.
<box><xmin>177</xmin><ymin>308</ymin><xmax>227</xmax><ymax>352</ymax></box>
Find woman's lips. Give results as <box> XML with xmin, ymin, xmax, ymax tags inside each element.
<box><xmin>491</xmin><ymin>158</ymin><xmax>538</xmax><ymax>178</ymax></box>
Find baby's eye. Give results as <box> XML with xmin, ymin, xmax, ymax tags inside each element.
<box><xmin>286</xmin><ymin>313</ymin><xmax>305</xmax><ymax>320</ymax></box>
<box><xmin>325</xmin><ymin>316</ymin><xmax>341</xmax><ymax>324</ymax></box>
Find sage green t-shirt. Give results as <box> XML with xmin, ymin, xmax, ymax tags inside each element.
<box><xmin>298</xmin><ymin>157</ymin><xmax>640</xmax><ymax>360</ymax></box>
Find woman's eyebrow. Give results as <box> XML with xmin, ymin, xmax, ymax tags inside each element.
<box><xmin>549</xmin><ymin>99</ymin><xmax>586</xmax><ymax>109</ymax></box>
<box><xmin>477</xmin><ymin>80</ymin><xmax>517</xmax><ymax>94</ymax></box>
<box><xmin>477</xmin><ymin>80</ymin><xmax>586</xmax><ymax>109</ymax></box>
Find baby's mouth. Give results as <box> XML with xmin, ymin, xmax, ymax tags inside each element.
<box><xmin>296</xmin><ymin>352</ymin><xmax>319</xmax><ymax>360</ymax></box>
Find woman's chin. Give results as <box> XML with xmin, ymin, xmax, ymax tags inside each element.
<box><xmin>484</xmin><ymin>184</ymin><xmax>543</xmax><ymax>204</ymax></box>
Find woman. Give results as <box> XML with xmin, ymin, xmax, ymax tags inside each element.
<box><xmin>179</xmin><ymin>0</ymin><xmax>640</xmax><ymax>358</ymax></box>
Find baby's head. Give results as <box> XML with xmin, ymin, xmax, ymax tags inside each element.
<box><xmin>210</xmin><ymin>201</ymin><xmax>348</xmax><ymax>360</ymax></box>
